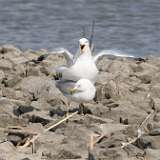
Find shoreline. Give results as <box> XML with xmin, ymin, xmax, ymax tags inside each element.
<box><xmin>0</xmin><ymin>45</ymin><xmax>160</xmax><ymax>159</ymax></box>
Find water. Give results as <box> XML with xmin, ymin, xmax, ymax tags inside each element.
<box><xmin>0</xmin><ymin>0</ymin><xmax>160</xmax><ymax>57</ymax></box>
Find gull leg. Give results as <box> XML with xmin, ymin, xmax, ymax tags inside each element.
<box><xmin>79</xmin><ymin>103</ymin><xmax>85</xmax><ymax>115</ymax></box>
<box><xmin>66</xmin><ymin>101</ymin><xmax>71</xmax><ymax>122</ymax></box>
<box><xmin>66</xmin><ymin>101</ymin><xmax>71</xmax><ymax>116</ymax></box>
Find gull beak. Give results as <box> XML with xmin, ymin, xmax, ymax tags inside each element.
<box><xmin>70</xmin><ymin>87</ymin><xmax>79</xmax><ymax>95</ymax></box>
<box><xmin>80</xmin><ymin>44</ymin><xmax>85</xmax><ymax>51</ymax></box>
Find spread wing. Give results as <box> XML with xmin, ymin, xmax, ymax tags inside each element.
<box><xmin>93</xmin><ymin>50</ymin><xmax>135</xmax><ymax>63</ymax></box>
<box><xmin>50</xmin><ymin>48</ymin><xmax>74</xmax><ymax>66</ymax></box>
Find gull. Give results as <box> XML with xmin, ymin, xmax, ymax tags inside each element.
<box><xmin>54</xmin><ymin>38</ymin><xmax>135</xmax><ymax>65</ymax></box>
<box><xmin>55</xmin><ymin>38</ymin><xmax>98</xmax><ymax>83</ymax></box>
<box><xmin>56</xmin><ymin>78</ymin><xmax>96</xmax><ymax>114</ymax></box>
<box><xmin>28</xmin><ymin>38</ymin><xmax>134</xmax><ymax>83</ymax></box>
<box><xmin>55</xmin><ymin>38</ymin><xmax>135</xmax><ymax>83</ymax></box>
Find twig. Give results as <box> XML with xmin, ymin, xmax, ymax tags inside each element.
<box><xmin>89</xmin><ymin>20</ymin><xmax>95</xmax><ymax>52</ymax></box>
<box><xmin>88</xmin><ymin>135</ymin><xmax>96</xmax><ymax>160</ymax></box>
<box><xmin>20</xmin><ymin>111</ymin><xmax>78</xmax><ymax>149</ymax></box>
<box><xmin>138</xmin><ymin>109</ymin><xmax>155</xmax><ymax>129</ymax></box>
<box><xmin>95</xmin><ymin>134</ymin><xmax>107</xmax><ymax>144</ymax></box>
<box><xmin>90</xmin><ymin>135</ymin><xmax>94</xmax><ymax>151</ymax></box>
<box><xmin>121</xmin><ymin>137</ymin><xmax>139</xmax><ymax>149</ymax></box>
<box><xmin>44</xmin><ymin>110</ymin><xmax>78</xmax><ymax>132</ymax></box>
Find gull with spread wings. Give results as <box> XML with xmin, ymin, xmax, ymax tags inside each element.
<box><xmin>54</xmin><ymin>38</ymin><xmax>134</xmax><ymax>83</ymax></box>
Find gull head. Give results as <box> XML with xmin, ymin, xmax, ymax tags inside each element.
<box><xmin>70</xmin><ymin>78</ymin><xmax>95</xmax><ymax>95</ymax></box>
<box><xmin>79</xmin><ymin>38</ymin><xmax>90</xmax><ymax>54</ymax></box>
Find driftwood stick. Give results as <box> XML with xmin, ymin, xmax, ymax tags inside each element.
<box><xmin>20</xmin><ymin>111</ymin><xmax>78</xmax><ymax>149</ymax></box>
<box><xmin>121</xmin><ymin>137</ymin><xmax>139</xmax><ymax>149</ymax></box>
<box><xmin>88</xmin><ymin>134</ymin><xmax>96</xmax><ymax>160</ymax></box>
<box><xmin>138</xmin><ymin>109</ymin><xmax>155</xmax><ymax>129</ymax></box>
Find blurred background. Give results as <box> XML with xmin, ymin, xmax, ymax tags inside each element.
<box><xmin>0</xmin><ymin>0</ymin><xmax>160</xmax><ymax>57</ymax></box>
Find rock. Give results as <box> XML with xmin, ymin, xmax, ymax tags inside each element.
<box><xmin>150</xmin><ymin>84</ymin><xmax>160</xmax><ymax>98</ymax></box>
<box><xmin>0</xmin><ymin>97</ymin><xmax>17</xmax><ymax>117</ymax></box>
<box><xmin>21</xmin><ymin>158</ymin><xmax>31</xmax><ymax>160</ymax></box>
<box><xmin>138</xmin><ymin>74</ymin><xmax>152</xmax><ymax>84</ymax></box>
<box><xmin>121</xmin><ymin>144</ymin><xmax>144</xmax><ymax>159</ymax></box>
<box><xmin>7</xmin><ymin>134</ymin><xmax>22</xmax><ymax>146</ymax></box>
<box><xmin>130</xmin><ymin>63</ymin><xmax>143</xmax><ymax>72</ymax></box>
<box><xmin>13</xmin><ymin>64</ymin><xmax>27</xmax><ymax>77</ymax></box>
<box><xmin>14</xmin><ymin>105</ymin><xmax>34</xmax><ymax>116</ymax></box>
<box><xmin>53</xmin><ymin>149</ymin><xmax>81</xmax><ymax>159</ymax></box>
<box><xmin>102</xmin><ymin>80</ymin><xmax>120</xmax><ymax>100</ymax></box>
<box><xmin>100</xmin><ymin>80</ymin><xmax>131</xmax><ymax>100</ymax></box>
<box><xmin>147</xmin><ymin>56</ymin><xmax>160</xmax><ymax>68</ymax></box>
<box><xmin>2</xmin><ymin>74</ymin><xmax>22</xmax><ymax>87</ymax></box>
<box><xmin>0</xmin><ymin>59</ymin><xmax>13</xmax><ymax>70</ymax></box>
<box><xmin>23</xmin><ymin>49</ymin><xmax>39</xmax><ymax>59</ymax></box>
<box><xmin>145</xmin><ymin>149</ymin><xmax>160</xmax><ymax>160</ymax></box>
<box><xmin>43</xmin><ymin>53</ymin><xmax>66</xmax><ymax>67</ymax></box>
<box><xmin>138</xmin><ymin>135</ymin><xmax>160</xmax><ymax>149</ymax></box>
<box><xmin>107</xmin><ymin>60</ymin><xmax>133</xmax><ymax>77</ymax></box>
<box><xmin>98</xmin><ymin>148</ymin><xmax>128</xmax><ymax>160</ymax></box>
<box><xmin>30</xmin><ymin>100</ymin><xmax>52</xmax><ymax>111</ymax></box>
<box><xmin>97</xmin><ymin>58</ymin><xmax>111</xmax><ymax>71</ymax></box>
<box><xmin>2</xmin><ymin>88</ymin><xmax>31</xmax><ymax>102</ymax></box>
<box><xmin>37</xmin><ymin>132</ymin><xmax>65</xmax><ymax>158</ymax></box>
<box><xmin>137</xmin><ymin>136</ymin><xmax>152</xmax><ymax>149</ymax></box>
<box><xmin>49</xmin><ymin>107</ymin><xmax>66</xmax><ymax>117</ymax></box>
<box><xmin>27</xmin><ymin>65</ymin><xmax>43</xmax><ymax>77</ymax></box>
<box><xmin>0</xmin><ymin>47</ymin><xmax>159</xmax><ymax>159</ymax></box>
<box><xmin>11</xmin><ymin>56</ymin><xmax>28</xmax><ymax>64</ymax></box>
<box><xmin>98</xmin><ymin>123</ymin><xmax>129</xmax><ymax>136</ymax></box>
<box><xmin>149</xmin><ymin>128</ymin><xmax>160</xmax><ymax>136</ymax></box>
<box><xmin>18</xmin><ymin>76</ymin><xmax>62</xmax><ymax>102</ymax></box>
<box><xmin>153</xmin><ymin>98</ymin><xmax>160</xmax><ymax>111</ymax></box>
<box><xmin>1</xmin><ymin>44</ymin><xmax>22</xmax><ymax>56</ymax></box>
<box><xmin>23</xmin><ymin>110</ymin><xmax>53</xmax><ymax>125</ymax></box>
<box><xmin>0</xmin><ymin>70</ymin><xmax>5</xmax><ymax>83</ymax></box>
<box><xmin>25</xmin><ymin>123</ymin><xmax>44</xmax><ymax>134</ymax></box>
<box><xmin>0</xmin><ymin>141</ymin><xmax>15</xmax><ymax>154</ymax></box>
<box><xmin>152</xmin><ymin>71</ymin><xmax>160</xmax><ymax>84</ymax></box>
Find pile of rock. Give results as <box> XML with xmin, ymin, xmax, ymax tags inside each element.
<box><xmin>0</xmin><ymin>45</ymin><xmax>160</xmax><ymax>159</ymax></box>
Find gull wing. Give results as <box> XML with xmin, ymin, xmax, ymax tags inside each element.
<box><xmin>56</xmin><ymin>80</ymin><xmax>75</xmax><ymax>95</ymax></box>
<box><xmin>22</xmin><ymin>48</ymin><xmax>74</xmax><ymax>66</ymax></box>
<box><xmin>56</xmin><ymin>66</ymin><xmax>81</xmax><ymax>81</ymax></box>
<box><xmin>93</xmin><ymin>50</ymin><xmax>135</xmax><ymax>63</ymax></box>
<box><xmin>72</xmin><ymin>48</ymin><xmax>80</xmax><ymax>64</ymax></box>
<box><xmin>50</xmin><ymin>48</ymin><xmax>74</xmax><ymax>66</ymax></box>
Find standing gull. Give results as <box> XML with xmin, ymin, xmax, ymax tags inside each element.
<box><xmin>56</xmin><ymin>78</ymin><xmax>96</xmax><ymax>114</ymax></box>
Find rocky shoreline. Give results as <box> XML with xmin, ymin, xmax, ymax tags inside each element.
<box><xmin>0</xmin><ymin>45</ymin><xmax>160</xmax><ymax>159</ymax></box>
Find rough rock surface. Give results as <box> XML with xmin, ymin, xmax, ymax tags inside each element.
<box><xmin>0</xmin><ymin>45</ymin><xmax>160</xmax><ymax>159</ymax></box>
